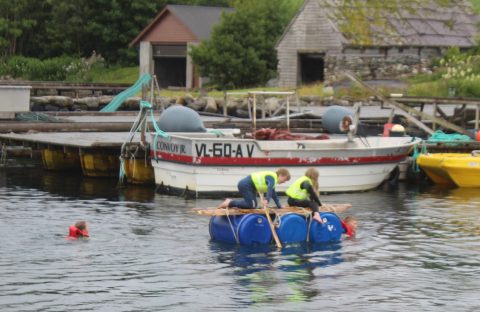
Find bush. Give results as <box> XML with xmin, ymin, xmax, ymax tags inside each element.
<box><xmin>407</xmin><ymin>46</ymin><xmax>480</xmax><ymax>98</ymax></box>
<box><xmin>0</xmin><ymin>53</ymin><xmax>105</xmax><ymax>82</ymax></box>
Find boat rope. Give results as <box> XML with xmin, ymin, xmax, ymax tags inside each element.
<box><xmin>131</xmin><ymin>153</ymin><xmax>137</xmax><ymax>180</ymax></box>
<box><xmin>208</xmin><ymin>129</ymin><xmax>225</xmax><ymax>137</ymax></box>
<box><xmin>118</xmin><ymin>100</ymin><xmax>169</xmax><ymax>183</ymax></box>
<box><xmin>142</xmin><ymin>100</ymin><xmax>171</xmax><ymax>163</ymax></box>
<box><xmin>142</xmin><ymin>101</ymin><xmax>169</xmax><ymax>139</ymax></box>
<box><xmin>273</xmin><ymin>212</ymin><xmax>283</xmax><ymax>228</ymax></box>
<box><xmin>358</xmin><ymin>135</ymin><xmax>371</xmax><ymax>148</ymax></box>
<box><xmin>0</xmin><ymin>143</ymin><xmax>7</xmax><ymax>166</ymax></box>
<box><xmin>306</xmin><ymin>212</ymin><xmax>313</xmax><ymax>243</ymax></box>
<box><xmin>427</xmin><ymin>130</ymin><xmax>473</xmax><ymax>145</ymax></box>
<box><xmin>411</xmin><ymin>141</ymin><xmax>428</xmax><ymax>173</ymax></box>
<box><xmin>118</xmin><ymin>156</ymin><xmax>127</xmax><ymax>184</ymax></box>
<box><xmin>225</xmin><ymin>208</ymin><xmax>239</xmax><ymax>244</ymax></box>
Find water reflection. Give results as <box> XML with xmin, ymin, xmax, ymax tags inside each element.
<box><xmin>448</xmin><ymin>187</ymin><xmax>480</xmax><ymax>202</ymax></box>
<box><xmin>209</xmin><ymin>241</ymin><xmax>344</xmax><ymax>305</ymax></box>
<box><xmin>0</xmin><ymin>166</ymin><xmax>155</xmax><ymax>202</ymax></box>
<box><xmin>2</xmin><ymin>167</ymin><xmax>480</xmax><ymax>311</ymax></box>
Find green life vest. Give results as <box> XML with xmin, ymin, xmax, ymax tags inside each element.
<box><xmin>286</xmin><ymin>176</ymin><xmax>313</xmax><ymax>200</ymax></box>
<box><xmin>251</xmin><ymin>171</ymin><xmax>277</xmax><ymax>193</ymax></box>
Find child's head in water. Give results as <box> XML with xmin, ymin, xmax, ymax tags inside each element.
<box><xmin>343</xmin><ymin>216</ymin><xmax>357</xmax><ymax>236</ymax></box>
<box><xmin>75</xmin><ymin>221</ymin><xmax>88</xmax><ymax>236</ymax></box>
<box><xmin>68</xmin><ymin>220</ymin><xmax>89</xmax><ymax>239</ymax></box>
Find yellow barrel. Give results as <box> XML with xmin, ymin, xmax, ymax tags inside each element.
<box><xmin>41</xmin><ymin>149</ymin><xmax>80</xmax><ymax>171</ymax></box>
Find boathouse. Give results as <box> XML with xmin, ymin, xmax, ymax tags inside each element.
<box><xmin>130</xmin><ymin>5</ymin><xmax>232</xmax><ymax>89</ymax></box>
<box><xmin>275</xmin><ymin>0</ymin><xmax>479</xmax><ymax>87</ymax></box>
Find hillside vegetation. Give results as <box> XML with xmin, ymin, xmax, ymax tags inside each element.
<box><xmin>471</xmin><ymin>0</ymin><xmax>480</xmax><ymax>12</ymax></box>
<box><xmin>2</xmin><ymin>0</ymin><xmax>480</xmax><ymax>100</ymax></box>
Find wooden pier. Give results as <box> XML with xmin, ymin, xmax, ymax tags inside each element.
<box><xmin>2</xmin><ymin>91</ymin><xmax>480</xmax><ymax>184</ymax></box>
<box><xmin>0</xmin><ymin>132</ymin><xmax>154</xmax><ymax>184</ymax></box>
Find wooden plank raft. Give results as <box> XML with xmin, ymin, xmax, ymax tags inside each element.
<box><xmin>193</xmin><ymin>203</ymin><xmax>352</xmax><ymax>216</ymax></box>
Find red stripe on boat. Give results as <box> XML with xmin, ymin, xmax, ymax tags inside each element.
<box><xmin>150</xmin><ymin>151</ymin><xmax>405</xmax><ymax>166</ymax></box>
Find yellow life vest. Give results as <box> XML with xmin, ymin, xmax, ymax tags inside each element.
<box><xmin>286</xmin><ymin>176</ymin><xmax>313</xmax><ymax>200</ymax></box>
<box><xmin>251</xmin><ymin>171</ymin><xmax>277</xmax><ymax>193</ymax></box>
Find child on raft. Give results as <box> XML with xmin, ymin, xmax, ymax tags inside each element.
<box><xmin>67</xmin><ymin>220</ymin><xmax>89</xmax><ymax>239</ymax></box>
<box><xmin>285</xmin><ymin>168</ymin><xmax>324</xmax><ymax>223</ymax></box>
<box><xmin>217</xmin><ymin>168</ymin><xmax>291</xmax><ymax>209</ymax></box>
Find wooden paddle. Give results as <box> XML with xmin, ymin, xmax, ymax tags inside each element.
<box><xmin>259</xmin><ymin>193</ymin><xmax>282</xmax><ymax>249</ymax></box>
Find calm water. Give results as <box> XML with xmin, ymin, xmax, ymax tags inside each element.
<box><xmin>1</xmin><ymin>167</ymin><xmax>480</xmax><ymax>312</ymax></box>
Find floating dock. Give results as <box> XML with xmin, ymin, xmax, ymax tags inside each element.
<box><xmin>0</xmin><ymin>132</ymin><xmax>154</xmax><ymax>184</ymax></box>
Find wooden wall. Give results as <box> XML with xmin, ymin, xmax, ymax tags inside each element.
<box><xmin>276</xmin><ymin>0</ymin><xmax>343</xmax><ymax>87</ymax></box>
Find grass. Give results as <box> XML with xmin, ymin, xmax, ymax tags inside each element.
<box><xmin>406</xmin><ymin>81</ymin><xmax>450</xmax><ymax>97</ymax></box>
<box><xmin>89</xmin><ymin>66</ymin><xmax>138</xmax><ymax>84</ymax></box>
<box><xmin>470</xmin><ymin>0</ymin><xmax>480</xmax><ymax>13</ymax></box>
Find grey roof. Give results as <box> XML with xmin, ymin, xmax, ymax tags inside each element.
<box><xmin>168</xmin><ymin>5</ymin><xmax>234</xmax><ymax>40</ymax></box>
<box><xmin>315</xmin><ymin>0</ymin><xmax>479</xmax><ymax>47</ymax></box>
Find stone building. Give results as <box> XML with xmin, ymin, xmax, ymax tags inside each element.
<box><xmin>130</xmin><ymin>5</ymin><xmax>232</xmax><ymax>89</ymax></box>
<box><xmin>275</xmin><ymin>0</ymin><xmax>479</xmax><ymax>87</ymax></box>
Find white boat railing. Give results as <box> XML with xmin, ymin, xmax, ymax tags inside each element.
<box><xmin>225</xmin><ymin>90</ymin><xmax>297</xmax><ymax>132</ymax></box>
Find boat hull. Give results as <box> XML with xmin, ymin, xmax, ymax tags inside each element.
<box><xmin>151</xmin><ymin>133</ymin><xmax>420</xmax><ymax>196</ymax></box>
<box><xmin>417</xmin><ymin>153</ymin><xmax>480</xmax><ymax>188</ymax></box>
<box><xmin>416</xmin><ymin>153</ymin><xmax>457</xmax><ymax>186</ymax></box>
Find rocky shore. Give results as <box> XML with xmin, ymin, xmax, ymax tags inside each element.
<box><xmin>30</xmin><ymin>94</ymin><xmax>334</xmax><ymax>118</ymax></box>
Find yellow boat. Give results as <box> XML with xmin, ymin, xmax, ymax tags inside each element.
<box><xmin>417</xmin><ymin>152</ymin><xmax>480</xmax><ymax>187</ymax></box>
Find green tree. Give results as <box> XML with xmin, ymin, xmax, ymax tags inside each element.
<box><xmin>190</xmin><ymin>0</ymin><xmax>302</xmax><ymax>89</ymax></box>
<box><xmin>39</xmin><ymin>0</ymin><xmax>165</xmax><ymax>64</ymax></box>
<box><xmin>31</xmin><ymin>0</ymin><xmax>230</xmax><ymax>64</ymax></box>
<box><xmin>0</xmin><ymin>0</ymin><xmax>38</xmax><ymax>60</ymax></box>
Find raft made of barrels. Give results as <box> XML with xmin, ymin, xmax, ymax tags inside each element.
<box><xmin>207</xmin><ymin>211</ymin><xmax>344</xmax><ymax>246</ymax></box>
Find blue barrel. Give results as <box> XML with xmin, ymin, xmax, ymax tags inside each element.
<box><xmin>209</xmin><ymin>214</ymin><xmax>272</xmax><ymax>245</ymax></box>
<box><xmin>322</xmin><ymin>105</ymin><xmax>353</xmax><ymax>134</ymax></box>
<box><xmin>276</xmin><ymin>214</ymin><xmax>308</xmax><ymax>244</ymax></box>
<box><xmin>309</xmin><ymin>212</ymin><xmax>344</xmax><ymax>243</ymax></box>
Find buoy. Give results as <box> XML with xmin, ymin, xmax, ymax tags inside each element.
<box><xmin>390</xmin><ymin>124</ymin><xmax>406</xmax><ymax>137</ymax></box>
<box><xmin>158</xmin><ymin>105</ymin><xmax>206</xmax><ymax>132</ymax></box>
<box><xmin>323</xmin><ymin>105</ymin><xmax>354</xmax><ymax>134</ymax></box>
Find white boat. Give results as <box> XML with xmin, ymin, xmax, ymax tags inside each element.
<box><xmin>150</xmin><ymin>131</ymin><xmax>421</xmax><ymax>197</ymax></box>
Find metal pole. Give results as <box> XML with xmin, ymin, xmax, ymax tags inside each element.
<box><xmin>150</xmin><ymin>76</ymin><xmax>154</xmax><ymax>106</ymax></box>
<box><xmin>287</xmin><ymin>96</ymin><xmax>290</xmax><ymax>130</ymax></box>
<box><xmin>253</xmin><ymin>94</ymin><xmax>257</xmax><ymax>133</ymax></box>
<box><xmin>261</xmin><ymin>94</ymin><xmax>265</xmax><ymax>120</ymax></box>
<box><xmin>476</xmin><ymin>103</ymin><xmax>479</xmax><ymax>131</ymax></box>
<box><xmin>223</xmin><ymin>91</ymin><xmax>227</xmax><ymax>116</ymax></box>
